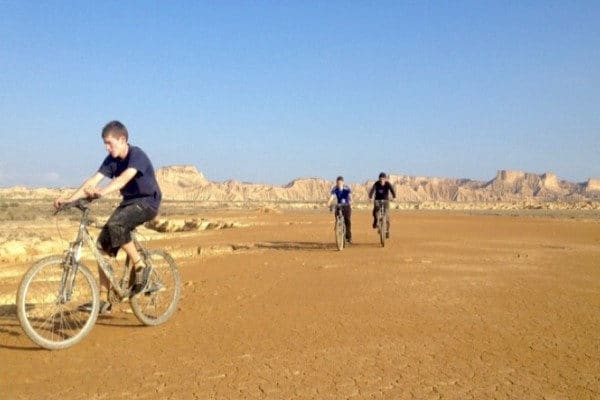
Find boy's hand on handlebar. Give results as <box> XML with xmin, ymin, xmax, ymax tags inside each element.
<box><xmin>53</xmin><ymin>197</ymin><xmax>66</xmax><ymax>209</ymax></box>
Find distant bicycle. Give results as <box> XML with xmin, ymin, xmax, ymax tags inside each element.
<box><xmin>16</xmin><ymin>199</ymin><xmax>180</xmax><ymax>350</ymax></box>
<box><xmin>332</xmin><ymin>204</ymin><xmax>346</xmax><ymax>251</ymax></box>
<box><xmin>374</xmin><ymin>200</ymin><xmax>390</xmax><ymax>247</ymax></box>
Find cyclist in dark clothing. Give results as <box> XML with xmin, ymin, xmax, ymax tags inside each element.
<box><xmin>54</xmin><ymin>121</ymin><xmax>161</xmax><ymax>312</ymax></box>
<box><xmin>368</xmin><ymin>172</ymin><xmax>396</xmax><ymax>237</ymax></box>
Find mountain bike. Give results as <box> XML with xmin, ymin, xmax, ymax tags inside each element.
<box><xmin>332</xmin><ymin>204</ymin><xmax>346</xmax><ymax>251</ymax></box>
<box><xmin>375</xmin><ymin>200</ymin><xmax>389</xmax><ymax>247</ymax></box>
<box><xmin>16</xmin><ymin>199</ymin><xmax>180</xmax><ymax>350</ymax></box>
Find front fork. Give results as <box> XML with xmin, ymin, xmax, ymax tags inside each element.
<box><xmin>377</xmin><ymin>208</ymin><xmax>387</xmax><ymax>233</ymax></box>
<box><xmin>58</xmin><ymin>241</ymin><xmax>83</xmax><ymax>303</ymax></box>
<box><xmin>336</xmin><ymin>214</ymin><xmax>344</xmax><ymax>229</ymax></box>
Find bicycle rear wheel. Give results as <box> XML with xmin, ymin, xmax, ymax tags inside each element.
<box><xmin>130</xmin><ymin>250</ymin><xmax>180</xmax><ymax>326</ymax></box>
<box><xmin>17</xmin><ymin>256</ymin><xmax>99</xmax><ymax>350</ymax></box>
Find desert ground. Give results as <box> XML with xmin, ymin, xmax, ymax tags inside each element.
<box><xmin>0</xmin><ymin>204</ymin><xmax>599</xmax><ymax>399</ymax></box>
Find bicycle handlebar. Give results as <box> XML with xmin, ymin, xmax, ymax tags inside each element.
<box><xmin>374</xmin><ymin>199</ymin><xmax>391</xmax><ymax>204</ymax></box>
<box><xmin>330</xmin><ymin>203</ymin><xmax>349</xmax><ymax>212</ymax></box>
<box><xmin>54</xmin><ymin>198</ymin><xmax>94</xmax><ymax>215</ymax></box>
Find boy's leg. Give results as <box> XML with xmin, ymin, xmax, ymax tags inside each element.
<box><xmin>99</xmin><ymin>203</ymin><xmax>157</xmax><ymax>293</ymax></box>
<box><xmin>343</xmin><ymin>206</ymin><xmax>352</xmax><ymax>241</ymax></box>
<box><xmin>385</xmin><ymin>201</ymin><xmax>390</xmax><ymax>236</ymax></box>
<box><xmin>122</xmin><ymin>240</ymin><xmax>145</xmax><ymax>291</ymax></box>
<box><xmin>122</xmin><ymin>241</ymin><xmax>141</xmax><ymax>265</ymax></box>
<box><xmin>121</xmin><ymin>205</ymin><xmax>157</xmax><ymax>293</ymax></box>
<box><xmin>372</xmin><ymin>205</ymin><xmax>378</xmax><ymax>228</ymax></box>
<box><xmin>97</xmin><ymin>207</ymin><xmax>123</xmax><ymax>292</ymax></box>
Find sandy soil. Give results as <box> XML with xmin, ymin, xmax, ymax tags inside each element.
<box><xmin>0</xmin><ymin>210</ymin><xmax>599</xmax><ymax>399</ymax></box>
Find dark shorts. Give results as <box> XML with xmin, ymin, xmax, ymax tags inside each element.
<box><xmin>97</xmin><ymin>202</ymin><xmax>157</xmax><ymax>257</ymax></box>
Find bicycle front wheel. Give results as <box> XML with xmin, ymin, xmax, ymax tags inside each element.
<box><xmin>17</xmin><ymin>256</ymin><xmax>99</xmax><ymax>350</ymax></box>
<box><xmin>131</xmin><ymin>250</ymin><xmax>180</xmax><ymax>326</ymax></box>
<box><xmin>335</xmin><ymin>219</ymin><xmax>345</xmax><ymax>251</ymax></box>
<box><xmin>378</xmin><ymin>217</ymin><xmax>386</xmax><ymax>247</ymax></box>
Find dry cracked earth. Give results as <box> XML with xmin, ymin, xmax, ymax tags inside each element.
<box><xmin>0</xmin><ymin>208</ymin><xmax>599</xmax><ymax>399</ymax></box>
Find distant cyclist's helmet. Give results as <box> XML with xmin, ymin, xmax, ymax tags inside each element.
<box><xmin>379</xmin><ymin>172</ymin><xmax>387</xmax><ymax>179</ymax></box>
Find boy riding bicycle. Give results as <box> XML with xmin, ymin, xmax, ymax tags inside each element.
<box><xmin>54</xmin><ymin>120</ymin><xmax>162</xmax><ymax>313</ymax></box>
<box><xmin>327</xmin><ymin>176</ymin><xmax>352</xmax><ymax>244</ymax></box>
<box><xmin>368</xmin><ymin>172</ymin><xmax>396</xmax><ymax>238</ymax></box>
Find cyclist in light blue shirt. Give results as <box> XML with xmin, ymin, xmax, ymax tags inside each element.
<box><xmin>327</xmin><ymin>176</ymin><xmax>352</xmax><ymax>244</ymax></box>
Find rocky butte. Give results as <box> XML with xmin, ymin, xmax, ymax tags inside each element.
<box><xmin>1</xmin><ymin>166</ymin><xmax>599</xmax><ymax>206</ymax></box>
<box><xmin>153</xmin><ymin>166</ymin><xmax>600</xmax><ymax>204</ymax></box>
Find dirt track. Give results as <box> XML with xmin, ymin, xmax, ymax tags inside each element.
<box><xmin>1</xmin><ymin>210</ymin><xmax>599</xmax><ymax>399</ymax></box>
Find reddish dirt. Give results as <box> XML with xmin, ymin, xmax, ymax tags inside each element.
<box><xmin>1</xmin><ymin>210</ymin><xmax>599</xmax><ymax>399</ymax></box>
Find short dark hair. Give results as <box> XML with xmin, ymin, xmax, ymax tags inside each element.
<box><xmin>101</xmin><ymin>120</ymin><xmax>128</xmax><ymax>141</ymax></box>
<box><xmin>336</xmin><ymin>176</ymin><xmax>344</xmax><ymax>182</ymax></box>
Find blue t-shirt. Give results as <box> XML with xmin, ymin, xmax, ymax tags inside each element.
<box><xmin>331</xmin><ymin>185</ymin><xmax>351</xmax><ymax>205</ymax></box>
<box><xmin>98</xmin><ymin>145</ymin><xmax>162</xmax><ymax>211</ymax></box>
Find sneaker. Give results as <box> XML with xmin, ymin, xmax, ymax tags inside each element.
<box><xmin>78</xmin><ymin>301</ymin><xmax>112</xmax><ymax>315</ymax></box>
<box><xmin>372</xmin><ymin>221</ymin><xmax>377</xmax><ymax>229</ymax></box>
<box><xmin>386</xmin><ymin>232</ymin><xmax>390</xmax><ymax>239</ymax></box>
<box><xmin>130</xmin><ymin>266</ymin><xmax>151</xmax><ymax>296</ymax></box>
<box><xmin>346</xmin><ymin>238</ymin><xmax>353</xmax><ymax>245</ymax></box>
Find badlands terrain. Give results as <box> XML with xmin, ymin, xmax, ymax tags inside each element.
<box><xmin>0</xmin><ymin>167</ymin><xmax>599</xmax><ymax>399</ymax></box>
<box><xmin>2</xmin><ymin>165</ymin><xmax>600</xmax><ymax>205</ymax></box>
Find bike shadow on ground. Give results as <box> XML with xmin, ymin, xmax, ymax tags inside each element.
<box><xmin>95</xmin><ymin>309</ymin><xmax>143</xmax><ymax>328</ymax></box>
<box><xmin>346</xmin><ymin>242</ymin><xmax>383</xmax><ymax>249</ymax></box>
<box><xmin>255</xmin><ymin>241</ymin><xmax>339</xmax><ymax>252</ymax></box>
<box><xmin>0</xmin><ymin>304</ymin><xmax>41</xmax><ymax>351</ymax></box>
<box><xmin>255</xmin><ymin>241</ymin><xmax>383</xmax><ymax>251</ymax></box>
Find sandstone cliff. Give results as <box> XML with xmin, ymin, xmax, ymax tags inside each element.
<box><xmin>1</xmin><ymin>166</ymin><xmax>598</xmax><ymax>204</ymax></box>
<box><xmin>151</xmin><ymin>166</ymin><xmax>599</xmax><ymax>203</ymax></box>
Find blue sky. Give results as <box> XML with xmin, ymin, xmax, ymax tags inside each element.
<box><xmin>1</xmin><ymin>1</ymin><xmax>599</xmax><ymax>187</ymax></box>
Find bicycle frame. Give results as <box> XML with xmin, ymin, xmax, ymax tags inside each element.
<box><xmin>61</xmin><ymin>205</ymin><xmax>141</xmax><ymax>302</ymax></box>
<box><xmin>334</xmin><ymin>205</ymin><xmax>347</xmax><ymax>232</ymax></box>
<box><xmin>18</xmin><ymin>198</ymin><xmax>180</xmax><ymax>350</ymax></box>
<box><xmin>335</xmin><ymin>205</ymin><xmax>345</xmax><ymax>221</ymax></box>
<box><xmin>375</xmin><ymin>200</ymin><xmax>389</xmax><ymax>223</ymax></box>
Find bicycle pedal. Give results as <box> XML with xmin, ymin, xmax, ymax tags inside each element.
<box><xmin>130</xmin><ymin>266</ymin><xmax>152</xmax><ymax>296</ymax></box>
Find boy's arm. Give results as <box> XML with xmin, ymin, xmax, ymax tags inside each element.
<box><xmin>368</xmin><ymin>184</ymin><xmax>375</xmax><ymax>199</ymax></box>
<box><xmin>54</xmin><ymin>172</ymin><xmax>105</xmax><ymax>208</ymax></box>
<box><xmin>87</xmin><ymin>168</ymin><xmax>138</xmax><ymax>198</ymax></box>
<box><xmin>326</xmin><ymin>194</ymin><xmax>336</xmax><ymax>207</ymax></box>
<box><xmin>389</xmin><ymin>183</ymin><xmax>397</xmax><ymax>199</ymax></box>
